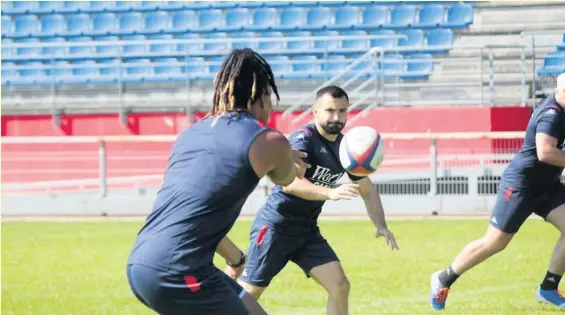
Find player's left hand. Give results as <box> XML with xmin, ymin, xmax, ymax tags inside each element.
<box><xmin>292</xmin><ymin>149</ymin><xmax>311</xmax><ymax>178</ymax></box>
<box><xmin>224</xmin><ymin>264</ymin><xmax>245</xmax><ymax>280</ymax></box>
<box><xmin>376</xmin><ymin>227</ymin><xmax>399</xmax><ymax>250</ymax></box>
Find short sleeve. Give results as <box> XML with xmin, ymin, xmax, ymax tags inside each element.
<box><xmin>536</xmin><ymin>108</ymin><xmax>563</xmax><ymax>139</ymax></box>
<box><xmin>288</xmin><ymin>128</ymin><xmax>311</xmax><ymax>153</ymax></box>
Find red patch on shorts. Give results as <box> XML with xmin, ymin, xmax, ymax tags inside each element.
<box><xmin>184</xmin><ymin>275</ymin><xmax>201</xmax><ymax>292</ymax></box>
<box><xmin>256</xmin><ymin>225</ymin><xmax>268</xmax><ymax>246</ymax></box>
<box><xmin>504</xmin><ymin>187</ymin><xmax>513</xmax><ymax>201</ymax></box>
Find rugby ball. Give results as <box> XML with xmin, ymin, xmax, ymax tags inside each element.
<box><xmin>339</xmin><ymin>126</ymin><xmax>384</xmax><ymax>177</ymax></box>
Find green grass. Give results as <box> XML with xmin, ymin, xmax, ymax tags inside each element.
<box><xmin>1</xmin><ymin>219</ymin><xmax>561</xmax><ymax>315</ymax></box>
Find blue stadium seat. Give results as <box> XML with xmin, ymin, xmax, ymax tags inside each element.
<box><xmin>16</xmin><ymin>38</ymin><xmax>42</xmax><ymax>57</ymax></box>
<box><xmin>198</xmin><ymin>9</ymin><xmax>224</xmax><ymax>32</ymax></box>
<box><xmin>322</xmin><ymin>55</ymin><xmax>349</xmax><ymax>73</ymax></box>
<box><xmin>68</xmin><ymin>37</ymin><xmax>94</xmax><ymax>56</ymax></box>
<box><xmin>162</xmin><ymin>1</ymin><xmax>185</xmax><ymax>11</ymax></box>
<box><xmin>66</xmin><ymin>14</ymin><xmax>92</xmax><ymax>36</ymax></box>
<box><xmin>278</xmin><ymin>7</ymin><xmax>306</xmax><ymax>31</ymax></box>
<box><xmin>444</xmin><ymin>3</ymin><xmax>473</xmax><ymax>28</ymax></box>
<box><xmin>398</xmin><ymin>29</ymin><xmax>425</xmax><ymax>48</ymax></box>
<box><xmin>42</xmin><ymin>37</ymin><xmax>68</xmax><ymax>56</ymax></box>
<box><xmin>314</xmin><ymin>31</ymin><xmax>340</xmax><ymax>50</ymax></box>
<box><xmin>207</xmin><ymin>56</ymin><xmax>225</xmax><ymax>74</ymax></box>
<box><xmin>537</xmin><ymin>51</ymin><xmax>565</xmax><ymax>76</ymax></box>
<box><xmin>232</xmin><ymin>32</ymin><xmax>258</xmax><ymax>50</ymax></box>
<box><xmin>268</xmin><ymin>56</ymin><xmax>292</xmax><ymax>77</ymax></box>
<box><xmin>41</xmin><ymin>14</ymin><xmax>67</xmax><ymax>36</ymax></box>
<box><xmin>118</xmin><ymin>12</ymin><xmax>145</xmax><ymax>35</ymax></box>
<box><xmin>305</xmin><ymin>7</ymin><xmax>332</xmax><ymax>31</ymax></box>
<box><xmin>15</xmin><ymin>15</ymin><xmax>41</xmax><ymax>37</ymax></box>
<box><xmin>405</xmin><ymin>53</ymin><xmax>433</xmax><ymax>78</ymax></box>
<box><xmin>249</xmin><ymin>8</ymin><xmax>278</xmax><ymax>31</ymax></box>
<box><xmin>415</xmin><ymin>4</ymin><xmax>445</xmax><ymax>29</ymax></box>
<box><xmin>333</xmin><ymin>6</ymin><xmax>361</xmax><ymax>31</ymax></box>
<box><xmin>171</xmin><ymin>10</ymin><xmax>198</xmax><ymax>33</ymax></box>
<box><xmin>150</xmin><ymin>34</ymin><xmax>175</xmax><ymax>54</ymax></box>
<box><xmin>153</xmin><ymin>57</ymin><xmax>182</xmax><ymax>79</ymax></box>
<box><xmin>145</xmin><ymin>11</ymin><xmax>171</xmax><ymax>34</ymax></box>
<box><xmin>291</xmin><ymin>55</ymin><xmax>321</xmax><ymax>79</ymax></box>
<box><xmin>258</xmin><ymin>32</ymin><xmax>284</xmax><ymax>51</ymax></box>
<box><xmin>390</xmin><ymin>5</ymin><xmax>416</xmax><ymax>29</ymax></box>
<box><xmin>72</xmin><ymin>60</ymin><xmax>99</xmax><ymax>79</ymax></box>
<box><xmin>340</xmin><ymin>30</ymin><xmax>369</xmax><ymax>53</ymax></box>
<box><xmin>125</xmin><ymin>59</ymin><xmax>152</xmax><ymax>80</ymax></box>
<box><xmin>19</xmin><ymin>62</ymin><xmax>45</xmax><ymax>80</ymax></box>
<box><xmin>63</xmin><ymin>1</ymin><xmax>90</xmax><ymax>13</ymax></box>
<box><xmin>182</xmin><ymin>57</ymin><xmax>208</xmax><ymax>79</ymax></box>
<box><xmin>122</xmin><ymin>35</ymin><xmax>148</xmax><ymax>54</ymax></box>
<box><xmin>382</xmin><ymin>53</ymin><xmax>405</xmax><ymax>73</ymax></box>
<box><xmin>224</xmin><ymin>8</ymin><xmax>251</xmax><ymax>32</ymax></box>
<box><xmin>210</xmin><ymin>1</ymin><xmax>238</xmax><ymax>9</ymax></box>
<box><xmin>46</xmin><ymin>61</ymin><xmax>73</xmax><ymax>79</ymax></box>
<box><xmin>370</xmin><ymin>30</ymin><xmax>397</xmax><ymax>49</ymax></box>
<box><xmin>2</xmin><ymin>62</ymin><xmax>18</xmax><ymax>83</ymax></box>
<box><xmin>360</xmin><ymin>5</ymin><xmax>388</xmax><ymax>30</ymax></box>
<box><xmin>140</xmin><ymin>1</ymin><xmax>164</xmax><ymax>11</ymax></box>
<box><xmin>426</xmin><ymin>29</ymin><xmax>453</xmax><ymax>53</ymax></box>
<box><xmin>177</xmin><ymin>33</ymin><xmax>202</xmax><ymax>55</ymax></box>
<box><xmin>286</xmin><ymin>31</ymin><xmax>312</xmax><ymax>51</ymax></box>
<box><xmin>291</xmin><ymin>2</ymin><xmax>319</xmax><ymax>7</ymax></box>
<box><xmin>13</xmin><ymin>1</ymin><xmax>38</xmax><ymax>12</ymax></box>
<box><xmin>2</xmin><ymin>16</ymin><xmax>15</xmax><ymax>35</ymax></box>
<box><xmin>95</xmin><ymin>36</ymin><xmax>120</xmax><ymax>56</ymax></box>
<box><xmin>559</xmin><ymin>33</ymin><xmax>565</xmax><ymax>50</ymax></box>
<box><xmin>92</xmin><ymin>13</ymin><xmax>118</xmax><ymax>36</ymax></box>
<box><xmin>2</xmin><ymin>39</ymin><xmax>15</xmax><ymax>58</ymax></box>
<box><xmin>115</xmin><ymin>1</ymin><xmax>141</xmax><ymax>12</ymax></box>
<box><xmin>38</xmin><ymin>1</ymin><xmax>64</xmax><ymax>14</ymax></box>
<box><xmin>89</xmin><ymin>1</ymin><xmax>114</xmax><ymax>13</ymax></box>
<box><xmin>203</xmin><ymin>33</ymin><xmax>229</xmax><ymax>53</ymax></box>
<box><xmin>1</xmin><ymin>1</ymin><xmax>13</xmax><ymax>11</ymax></box>
<box><xmin>98</xmin><ymin>59</ymin><xmax>120</xmax><ymax>78</ymax></box>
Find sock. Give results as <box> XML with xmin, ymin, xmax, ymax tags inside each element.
<box><xmin>540</xmin><ymin>271</ymin><xmax>562</xmax><ymax>291</ymax></box>
<box><xmin>438</xmin><ymin>266</ymin><xmax>460</xmax><ymax>288</ymax></box>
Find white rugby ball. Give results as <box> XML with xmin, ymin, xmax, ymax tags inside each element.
<box><xmin>339</xmin><ymin>126</ymin><xmax>385</xmax><ymax>177</ymax></box>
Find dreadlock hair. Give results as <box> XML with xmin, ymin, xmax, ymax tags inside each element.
<box><xmin>207</xmin><ymin>48</ymin><xmax>280</xmax><ymax>117</ymax></box>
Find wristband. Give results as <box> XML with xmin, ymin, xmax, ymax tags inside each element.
<box><xmin>226</xmin><ymin>251</ymin><xmax>246</xmax><ymax>268</ymax></box>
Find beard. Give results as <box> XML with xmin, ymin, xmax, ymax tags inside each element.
<box><xmin>321</xmin><ymin>121</ymin><xmax>345</xmax><ymax>135</ymax></box>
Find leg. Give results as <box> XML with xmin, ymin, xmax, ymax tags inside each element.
<box><xmin>222</xmin><ymin>270</ymin><xmax>268</xmax><ymax>315</ymax></box>
<box><xmin>238</xmin><ymin>223</ymin><xmax>298</xmax><ymax>300</ymax></box>
<box><xmin>430</xmin><ymin>186</ymin><xmax>535</xmax><ymax>311</ymax></box>
<box><xmin>293</xmin><ymin>228</ymin><xmax>347</xmax><ymax>315</ymax></box>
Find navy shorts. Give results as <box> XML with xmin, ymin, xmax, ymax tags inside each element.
<box><xmin>490</xmin><ymin>182</ymin><xmax>565</xmax><ymax>233</ymax></box>
<box><xmin>127</xmin><ymin>264</ymin><xmax>249</xmax><ymax>315</ymax></box>
<box><xmin>240</xmin><ymin>221</ymin><xmax>339</xmax><ymax>287</ymax></box>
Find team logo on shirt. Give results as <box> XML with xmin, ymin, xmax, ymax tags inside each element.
<box><xmin>310</xmin><ymin>165</ymin><xmax>343</xmax><ymax>188</ymax></box>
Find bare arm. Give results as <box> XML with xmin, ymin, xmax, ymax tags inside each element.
<box><xmin>356</xmin><ymin>177</ymin><xmax>387</xmax><ymax>229</ymax></box>
<box><xmin>282</xmin><ymin>177</ymin><xmax>331</xmax><ymax>200</ymax></box>
<box><xmin>216</xmin><ymin>236</ymin><xmax>244</xmax><ymax>265</ymax></box>
<box><xmin>536</xmin><ymin>133</ymin><xmax>565</xmax><ymax>167</ymax></box>
<box><xmin>249</xmin><ymin>130</ymin><xmax>298</xmax><ymax>187</ymax></box>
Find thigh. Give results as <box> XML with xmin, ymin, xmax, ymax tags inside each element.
<box><xmin>127</xmin><ymin>264</ymin><xmax>249</xmax><ymax>315</ymax></box>
<box><xmin>537</xmin><ymin>183</ymin><xmax>565</xmax><ymax>223</ymax></box>
<box><xmin>490</xmin><ymin>186</ymin><xmax>544</xmax><ymax>234</ymax></box>
<box><xmin>240</xmin><ymin>223</ymin><xmax>300</xmax><ymax>287</ymax></box>
<box><xmin>291</xmin><ymin>228</ymin><xmax>339</xmax><ymax>278</ymax></box>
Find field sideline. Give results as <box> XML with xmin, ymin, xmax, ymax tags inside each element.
<box><xmin>1</xmin><ymin>217</ymin><xmax>559</xmax><ymax>315</ymax></box>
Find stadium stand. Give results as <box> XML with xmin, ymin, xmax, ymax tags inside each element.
<box><xmin>1</xmin><ymin>1</ymin><xmax>472</xmax><ymax>86</ymax></box>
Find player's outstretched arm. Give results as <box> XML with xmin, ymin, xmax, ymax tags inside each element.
<box><xmin>536</xmin><ymin>133</ymin><xmax>565</xmax><ymax>167</ymax></box>
<box><xmin>282</xmin><ymin>177</ymin><xmax>359</xmax><ymax>201</ymax></box>
<box><xmin>249</xmin><ymin>130</ymin><xmax>299</xmax><ymax>186</ymax></box>
<box><xmin>355</xmin><ymin>177</ymin><xmax>399</xmax><ymax>250</ymax></box>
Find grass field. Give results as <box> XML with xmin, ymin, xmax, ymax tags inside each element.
<box><xmin>2</xmin><ymin>218</ymin><xmax>562</xmax><ymax>315</ymax></box>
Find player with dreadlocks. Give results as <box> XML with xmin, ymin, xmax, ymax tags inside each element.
<box><xmin>127</xmin><ymin>48</ymin><xmax>309</xmax><ymax>315</ymax></box>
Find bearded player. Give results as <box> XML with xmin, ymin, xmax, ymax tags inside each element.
<box><xmin>430</xmin><ymin>72</ymin><xmax>565</xmax><ymax>311</ymax></box>
<box><xmin>226</xmin><ymin>85</ymin><xmax>399</xmax><ymax>315</ymax></box>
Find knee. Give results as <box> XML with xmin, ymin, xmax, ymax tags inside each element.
<box><xmin>327</xmin><ymin>276</ymin><xmax>350</xmax><ymax>298</ymax></box>
<box><xmin>482</xmin><ymin>235</ymin><xmax>510</xmax><ymax>254</ymax></box>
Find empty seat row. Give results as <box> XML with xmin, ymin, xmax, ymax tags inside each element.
<box><xmin>1</xmin><ymin>29</ymin><xmax>454</xmax><ymax>62</ymax></box>
<box><xmin>537</xmin><ymin>51</ymin><xmax>565</xmax><ymax>77</ymax></box>
<box><xmin>1</xmin><ymin>4</ymin><xmax>473</xmax><ymax>38</ymax></box>
<box><xmin>1</xmin><ymin>53</ymin><xmax>434</xmax><ymax>85</ymax></box>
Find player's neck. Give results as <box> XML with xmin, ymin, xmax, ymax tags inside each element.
<box><xmin>315</xmin><ymin>124</ymin><xmax>339</xmax><ymax>142</ymax></box>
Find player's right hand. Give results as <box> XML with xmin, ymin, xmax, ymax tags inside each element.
<box><xmin>224</xmin><ymin>264</ymin><xmax>244</xmax><ymax>280</ymax></box>
<box><xmin>328</xmin><ymin>183</ymin><xmax>360</xmax><ymax>200</ymax></box>
<box><xmin>292</xmin><ymin>149</ymin><xmax>310</xmax><ymax>179</ymax></box>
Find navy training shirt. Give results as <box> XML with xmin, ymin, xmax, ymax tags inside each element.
<box><xmin>502</xmin><ymin>95</ymin><xmax>565</xmax><ymax>191</ymax></box>
<box><xmin>128</xmin><ymin>111</ymin><xmax>268</xmax><ymax>276</ymax></box>
<box><xmin>256</xmin><ymin>123</ymin><xmax>365</xmax><ymax>235</ymax></box>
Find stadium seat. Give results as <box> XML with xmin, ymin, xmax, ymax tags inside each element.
<box><xmin>19</xmin><ymin>61</ymin><xmax>45</xmax><ymax>80</ymax></box>
<box><xmin>231</xmin><ymin>32</ymin><xmax>258</xmax><ymax>50</ymax></box>
<box><xmin>125</xmin><ymin>58</ymin><xmax>152</xmax><ymax>78</ymax></box>
<box><xmin>15</xmin><ymin>15</ymin><xmax>41</xmax><ymax>37</ymax></box>
<box><xmin>182</xmin><ymin>57</ymin><xmax>209</xmax><ymax>79</ymax></box>
<box><xmin>66</xmin><ymin>14</ymin><xmax>92</xmax><ymax>36</ymax></box>
<box><xmin>332</xmin><ymin>6</ymin><xmax>361</xmax><ymax>30</ymax></box>
<box><xmin>122</xmin><ymin>35</ymin><xmax>148</xmax><ymax>54</ymax></box>
<box><xmin>537</xmin><ymin>51</ymin><xmax>565</xmax><ymax>76</ymax></box>
<box><xmin>2</xmin><ymin>39</ymin><xmax>15</xmax><ymax>58</ymax></box>
<box><xmin>278</xmin><ymin>7</ymin><xmax>307</xmax><ymax>31</ymax></box>
<box><xmin>398</xmin><ymin>29</ymin><xmax>425</xmax><ymax>49</ymax></box>
<box><xmin>72</xmin><ymin>60</ymin><xmax>99</xmax><ymax>78</ymax></box>
<box><xmin>390</xmin><ymin>5</ymin><xmax>416</xmax><ymax>29</ymax></box>
<box><xmin>16</xmin><ymin>38</ymin><xmax>42</xmax><ymax>57</ymax></box>
<box><xmin>249</xmin><ymin>8</ymin><xmax>278</xmax><ymax>31</ymax></box>
<box><xmin>322</xmin><ymin>55</ymin><xmax>349</xmax><ymax>73</ymax></box>
<box><xmin>207</xmin><ymin>56</ymin><xmax>225</xmax><ymax>74</ymax></box>
<box><xmin>2</xmin><ymin>62</ymin><xmax>18</xmax><ymax>82</ymax></box>
<box><xmin>340</xmin><ymin>30</ymin><xmax>369</xmax><ymax>53</ymax></box>
<box><xmin>444</xmin><ymin>3</ymin><xmax>473</xmax><ymax>28</ymax></box>
<box><xmin>176</xmin><ymin>33</ymin><xmax>202</xmax><ymax>55</ymax></box>
<box><xmin>360</xmin><ymin>5</ymin><xmax>388</xmax><ymax>30</ymax></box>
<box><xmin>68</xmin><ymin>37</ymin><xmax>94</xmax><ymax>56</ymax></box>
<box><xmin>171</xmin><ymin>10</ymin><xmax>198</xmax><ymax>33</ymax></box>
<box><xmin>118</xmin><ymin>12</ymin><xmax>145</xmax><ymax>35</ymax></box>
<box><xmin>140</xmin><ymin>1</ymin><xmax>164</xmax><ymax>11</ymax></box>
<box><xmin>268</xmin><ymin>56</ymin><xmax>293</xmax><ymax>77</ymax></box>
<box><xmin>145</xmin><ymin>11</ymin><xmax>171</xmax><ymax>34</ymax></box>
<box><xmin>291</xmin><ymin>55</ymin><xmax>321</xmax><ymax>79</ymax></box>
<box><xmin>305</xmin><ymin>7</ymin><xmax>332</xmax><ymax>31</ymax></box>
<box><xmin>258</xmin><ymin>32</ymin><xmax>284</xmax><ymax>51</ymax></box>
<box><xmin>203</xmin><ymin>33</ymin><xmax>229</xmax><ymax>53</ymax></box>
<box><xmin>370</xmin><ymin>30</ymin><xmax>397</xmax><ymax>49</ymax></box>
<box><xmin>198</xmin><ymin>9</ymin><xmax>224</xmax><ymax>32</ymax></box>
<box><xmin>415</xmin><ymin>4</ymin><xmax>445</xmax><ymax>29</ymax></box>
<box><xmin>92</xmin><ymin>13</ymin><xmax>118</xmax><ymax>36</ymax></box>
<box><xmin>2</xmin><ymin>16</ymin><xmax>15</xmax><ymax>35</ymax></box>
<box><xmin>224</xmin><ymin>8</ymin><xmax>251</xmax><ymax>32</ymax></box>
<box><xmin>286</xmin><ymin>31</ymin><xmax>313</xmax><ymax>51</ymax></box>
<box><xmin>95</xmin><ymin>36</ymin><xmax>120</xmax><ymax>56</ymax></box>
<box><xmin>42</xmin><ymin>37</ymin><xmax>68</xmax><ymax>56</ymax></box>
<box><xmin>381</xmin><ymin>53</ymin><xmax>405</xmax><ymax>73</ymax></box>
<box><xmin>63</xmin><ymin>1</ymin><xmax>89</xmax><ymax>13</ymax></box>
<box><xmin>115</xmin><ymin>1</ymin><xmax>142</xmax><ymax>12</ymax></box>
<box><xmin>38</xmin><ymin>1</ymin><xmax>64</xmax><ymax>14</ymax></box>
<box><xmin>46</xmin><ymin>61</ymin><xmax>73</xmax><ymax>79</ymax></box>
<box><xmin>41</xmin><ymin>14</ymin><xmax>67</xmax><ymax>37</ymax></box>
<box><xmin>405</xmin><ymin>53</ymin><xmax>433</xmax><ymax>78</ymax></box>
<box><xmin>98</xmin><ymin>59</ymin><xmax>120</xmax><ymax>78</ymax></box>
<box><xmin>426</xmin><ymin>29</ymin><xmax>454</xmax><ymax>53</ymax></box>
<box><xmin>153</xmin><ymin>57</ymin><xmax>182</xmax><ymax>79</ymax></box>
<box><xmin>13</xmin><ymin>1</ymin><xmax>38</xmax><ymax>12</ymax></box>
<box><xmin>150</xmin><ymin>34</ymin><xmax>175</xmax><ymax>54</ymax></box>
<box><xmin>314</xmin><ymin>31</ymin><xmax>341</xmax><ymax>50</ymax></box>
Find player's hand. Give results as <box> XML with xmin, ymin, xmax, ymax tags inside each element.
<box><xmin>328</xmin><ymin>183</ymin><xmax>360</xmax><ymax>200</ymax></box>
<box><xmin>224</xmin><ymin>264</ymin><xmax>244</xmax><ymax>280</ymax></box>
<box><xmin>292</xmin><ymin>149</ymin><xmax>311</xmax><ymax>179</ymax></box>
<box><xmin>376</xmin><ymin>227</ymin><xmax>399</xmax><ymax>250</ymax></box>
